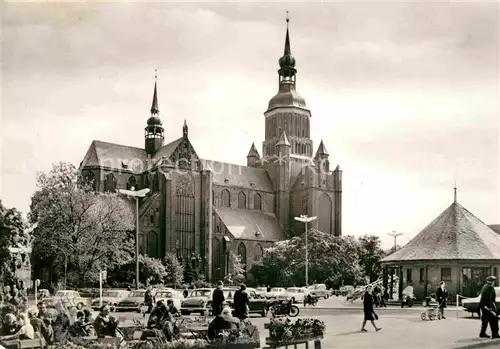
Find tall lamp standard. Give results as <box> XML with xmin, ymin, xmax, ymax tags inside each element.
<box><xmin>119</xmin><ymin>187</ymin><xmax>150</xmax><ymax>290</ymax></box>
<box><xmin>387</xmin><ymin>231</ymin><xmax>403</xmax><ymax>253</ymax></box>
<box><xmin>294</xmin><ymin>215</ymin><xmax>317</xmax><ymax>286</ymax></box>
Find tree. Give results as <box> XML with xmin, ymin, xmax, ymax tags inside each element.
<box><xmin>163</xmin><ymin>253</ymin><xmax>184</xmax><ymax>287</ymax></box>
<box><xmin>183</xmin><ymin>260</ymin><xmax>196</xmax><ymax>284</ymax></box>
<box><xmin>250</xmin><ymin>229</ymin><xmax>362</xmax><ymax>288</ymax></box>
<box><xmin>0</xmin><ymin>201</ymin><xmax>31</xmax><ymax>284</ymax></box>
<box><xmin>30</xmin><ymin>161</ymin><xmax>135</xmax><ymax>286</ymax></box>
<box><xmin>358</xmin><ymin>235</ymin><xmax>385</xmax><ymax>283</ymax></box>
<box><xmin>231</xmin><ymin>254</ymin><xmax>245</xmax><ymax>284</ymax></box>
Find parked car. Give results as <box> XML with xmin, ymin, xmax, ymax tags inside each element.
<box><xmin>286</xmin><ymin>287</ymin><xmax>309</xmax><ymax>303</ymax></box>
<box><xmin>155</xmin><ymin>288</ymin><xmax>184</xmax><ymax>310</ymax></box>
<box><xmin>308</xmin><ymin>284</ymin><xmax>331</xmax><ymax>299</ymax></box>
<box><xmin>181</xmin><ymin>288</ymin><xmax>238</xmax><ymax>316</ymax></box>
<box><xmin>90</xmin><ymin>290</ymin><xmax>130</xmax><ymax>311</ymax></box>
<box><xmin>339</xmin><ymin>285</ymin><xmax>354</xmax><ymax>297</ymax></box>
<box><xmin>45</xmin><ymin>290</ymin><xmax>88</xmax><ymax>310</ymax></box>
<box><xmin>462</xmin><ymin>287</ymin><xmax>500</xmax><ymax>317</ymax></box>
<box><xmin>255</xmin><ymin>287</ymin><xmax>268</xmax><ymax>297</ymax></box>
<box><xmin>116</xmin><ymin>289</ymin><xmax>155</xmax><ymax>312</ymax></box>
<box><xmin>267</xmin><ymin>287</ymin><xmax>287</xmax><ymax>299</ymax></box>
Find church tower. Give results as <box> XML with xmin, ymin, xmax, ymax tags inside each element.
<box><xmin>262</xmin><ymin>15</ymin><xmax>313</xmax><ymax>160</ymax></box>
<box><xmin>145</xmin><ymin>73</ymin><xmax>165</xmax><ymax>155</ymax></box>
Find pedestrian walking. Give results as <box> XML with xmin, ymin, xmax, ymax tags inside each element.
<box><xmin>436</xmin><ymin>281</ymin><xmax>448</xmax><ymax>319</ymax></box>
<box><xmin>144</xmin><ymin>286</ymin><xmax>154</xmax><ymax>314</ymax></box>
<box><xmin>212</xmin><ymin>281</ymin><xmax>225</xmax><ymax>316</ymax></box>
<box><xmin>360</xmin><ymin>286</ymin><xmax>381</xmax><ymax>332</ymax></box>
<box><xmin>479</xmin><ymin>276</ymin><xmax>499</xmax><ymax>339</ymax></box>
<box><xmin>233</xmin><ymin>284</ymin><xmax>250</xmax><ymax>320</ymax></box>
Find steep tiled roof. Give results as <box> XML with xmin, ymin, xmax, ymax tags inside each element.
<box><xmin>201</xmin><ymin>159</ymin><xmax>274</xmax><ymax>192</ymax></box>
<box><xmin>215</xmin><ymin>208</ymin><xmax>284</xmax><ymax>242</ymax></box>
<box><xmin>81</xmin><ymin>140</ymin><xmax>147</xmax><ymax>170</ymax></box>
<box><xmin>152</xmin><ymin>138</ymin><xmax>183</xmax><ymax>161</ymax></box>
<box><xmin>489</xmin><ymin>225</ymin><xmax>500</xmax><ymax>235</ymax></box>
<box><xmin>382</xmin><ymin>202</ymin><xmax>500</xmax><ymax>263</ymax></box>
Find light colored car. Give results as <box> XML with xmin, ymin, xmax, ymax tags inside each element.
<box><xmin>90</xmin><ymin>290</ymin><xmax>130</xmax><ymax>311</ymax></box>
<box><xmin>308</xmin><ymin>284</ymin><xmax>331</xmax><ymax>299</ymax></box>
<box><xmin>155</xmin><ymin>288</ymin><xmax>183</xmax><ymax>310</ymax></box>
<box><xmin>286</xmin><ymin>287</ymin><xmax>309</xmax><ymax>303</ymax></box>
<box><xmin>267</xmin><ymin>287</ymin><xmax>287</xmax><ymax>299</ymax></box>
<box><xmin>116</xmin><ymin>289</ymin><xmax>156</xmax><ymax>312</ymax></box>
<box><xmin>45</xmin><ymin>290</ymin><xmax>88</xmax><ymax>310</ymax></box>
<box><xmin>255</xmin><ymin>287</ymin><xmax>268</xmax><ymax>297</ymax></box>
<box><xmin>181</xmin><ymin>288</ymin><xmax>238</xmax><ymax>315</ymax></box>
<box><xmin>462</xmin><ymin>287</ymin><xmax>500</xmax><ymax>316</ymax></box>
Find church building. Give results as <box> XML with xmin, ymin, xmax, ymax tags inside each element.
<box><xmin>79</xmin><ymin>18</ymin><xmax>342</xmax><ymax>282</ymax></box>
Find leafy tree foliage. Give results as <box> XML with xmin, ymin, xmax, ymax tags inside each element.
<box><xmin>250</xmin><ymin>229</ymin><xmax>365</xmax><ymax>288</ymax></box>
<box><xmin>163</xmin><ymin>253</ymin><xmax>184</xmax><ymax>287</ymax></box>
<box><xmin>0</xmin><ymin>201</ymin><xmax>31</xmax><ymax>284</ymax></box>
<box><xmin>231</xmin><ymin>254</ymin><xmax>246</xmax><ymax>284</ymax></box>
<box><xmin>357</xmin><ymin>235</ymin><xmax>385</xmax><ymax>283</ymax></box>
<box><xmin>30</xmin><ymin>162</ymin><xmax>135</xmax><ymax>286</ymax></box>
<box><xmin>183</xmin><ymin>260</ymin><xmax>196</xmax><ymax>284</ymax></box>
<box><xmin>107</xmin><ymin>254</ymin><xmax>166</xmax><ymax>286</ymax></box>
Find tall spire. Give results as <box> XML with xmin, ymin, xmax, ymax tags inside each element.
<box><xmin>284</xmin><ymin>11</ymin><xmax>291</xmax><ymax>56</ymax></box>
<box><xmin>454</xmin><ymin>187</ymin><xmax>457</xmax><ymax>203</ymax></box>
<box><xmin>150</xmin><ymin>70</ymin><xmax>159</xmax><ymax>115</ymax></box>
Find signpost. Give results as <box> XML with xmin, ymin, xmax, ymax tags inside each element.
<box><xmin>34</xmin><ymin>279</ymin><xmax>40</xmax><ymax>306</ymax></box>
<box><xmin>99</xmin><ymin>270</ymin><xmax>106</xmax><ymax>307</ymax></box>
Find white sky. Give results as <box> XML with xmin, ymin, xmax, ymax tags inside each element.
<box><xmin>1</xmin><ymin>1</ymin><xmax>499</xmax><ymax>249</ymax></box>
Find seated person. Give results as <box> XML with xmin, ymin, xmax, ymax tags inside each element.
<box><xmin>0</xmin><ymin>313</ymin><xmax>35</xmax><ymax>341</ymax></box>
<box><xmin>147</xmin><ymin>301</ymin><xmax>170</xmax><ymax>329</ymax></box>
<box><xmin>94</xmin><ymin>305</ymin><xmax>119</xmax><ymax>338</ymax></box>
<box><xmin>28</xmin><ymin>309</ymin><xmax>53</xmax><ymax>344</ymax></box>
<box><xmin>166</xmin><ymin>300</ymin><xmax>179</xmax><ymax>317</ymax></box>
<box><xmin>1</xmin><ymin>313</ymin><xmax>21</xmax><ymax>337</ymax></box>
<box><xmin>53</xmin><ymin>302</ymin><xmax>71</xmax><ymax>343</ymax></box>
<box><xmin>142</xmin><ymin>301</ymin><xmax>174</xmax><ymax>341</ymax></box>
<box><xmin>208</xmin><ymin>307</ymin><xmax>240</xmax><ymax>340</ymax></box>
<box><xmin>68</xmin><ymin>311</ymin><xmax>90</xmax><ymax>338</ymax></box>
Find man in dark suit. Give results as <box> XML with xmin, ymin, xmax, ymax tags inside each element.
<box><xmin>233</xmin><ymin>284</ymin><xmax>250</xmax><ymax>320</ymax></box>
<box><xmin>436</xmin><ymin>281</ymin><xmax>448</xmax><ymax>319</ymax></box>
<box><xmin>212</xmin><ymin>281</ymin><xmax>225</xmax><ymax>316</ymax></box>
<box><xmin>479</xmin><ymin>276</ymin><xmax>499</xmax><ymax>339</ymax></box>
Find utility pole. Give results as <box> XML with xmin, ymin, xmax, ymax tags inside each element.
<box><xmin>119</xmin><ymin>187</ymin><xmax>150</xmax><ymax>289</ymax></box>
<box><xmin>294</xmin><ymin>215</ymin><xmax>317</xmax><ymax>286</ymax></box>
<box><xmin>387</xmin><ymin>231</ymin><xmax>403</xmax><ymax>252</ymax></box>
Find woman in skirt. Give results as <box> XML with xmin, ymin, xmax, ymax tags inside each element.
<box><xmin>361</xmin><ymin>286</ymin><xmax>382</xmax><ymax>332</ymax></box>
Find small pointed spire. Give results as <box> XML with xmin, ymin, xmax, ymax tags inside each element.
<box><xmin>183</xmin><ymin>119</ymin><xmax>188</xmax><ymax>138</ymax></box>
<box><xmin>247</xmin><ymin>142</ymin><xmax>260</xmax><ymax>158</ymax></box>
<box><xmin>454</xmin><ymin>186</ymin><xmax>457</xmax><ymax>203</ymax></box>
<box><xmin>150</xmin><ymin>70</ymin><xmax>159</xmax><ymax>114</ymax></box>
<box><xmin>315</xmin><ymin>139</ymin><xmax>329</xmax><ymax>157</ymax></box>
<box><xmin>284</xmin><ymin>11</ymin><xmax>291</xmax><ymax>56</ymax></box>
<box><xmin>276</xmin><ymin>130</ymin><xmax>291</xmax><ymax>147</ymax></box>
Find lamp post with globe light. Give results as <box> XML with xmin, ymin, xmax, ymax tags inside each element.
<box><xmin>119</xmin><ymin>187</ymin><xmax>150</xmax><ymax>289</ymax></box>
<box><xmin>294</xmin><ymin>215</ymin><xmax>317</xmax><ymax>286</ymax></box>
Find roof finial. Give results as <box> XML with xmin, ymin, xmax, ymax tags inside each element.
<box><xmin>183</xmin><ymin>118</ymin><xmax>188</xmax><ymax>138</ymax></box>
<box><xmin>284</xmin><ymin>11</ymin><xmax>291</xmax><ymax>56</ymax></box>
<box><xmin>286</xmin><ymin>10</ymin><xmax>289</xmax><ymax>24</ymax></box>
<box><xmin>453</xmin><ymin>163</ymin><xmax>458</xmax><ymax>203</ymax></box>
<box><xmin>150</xmin><ymin>71</ymin><xmax>159</xmax><ymax>114</ymax></box>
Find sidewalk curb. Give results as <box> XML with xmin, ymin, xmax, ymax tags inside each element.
<box><xmin>451</xmin><ymin>339</ymin><xmax>500</xmax><ymax>349</ymax></box>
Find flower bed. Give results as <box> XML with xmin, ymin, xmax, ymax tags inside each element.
<box><xmin>264</xmin><ymin>318</ymin><xmax>325</xmax><ymax>344</ymax></box>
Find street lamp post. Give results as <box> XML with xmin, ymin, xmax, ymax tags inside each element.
<box><xmin>387</xmin><ymin>231</ymin><xmax>403</xmax><ymax>253</ymax></box>
<box><xmin>294</xmin><ymin>215</ymin><xmax>317</xmax><ymax>286</ymax></box>
<box><xmin>119</xmin><ymin>187</ymin><xmax>150</xmax><ymax>290</ymax></box>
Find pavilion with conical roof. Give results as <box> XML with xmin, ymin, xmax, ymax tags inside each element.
<box><xmin>381</xmin><ymin>189</ymin><xmax>500</xmax><ymax>300</ymax></box>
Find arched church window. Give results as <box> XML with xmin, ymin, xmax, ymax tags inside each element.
<box><xmin>318</xmin><ymin>193</ymin><xmax>333</xmax><ymax>234</ymax></box>
<box><xmin>127</xmin><ymin>176</ymin><xmax>137</xmax><ymax>190</ymax></box>
<box><xmin>238</xmin><ymin>192</ymin><xmax>246</xmax><ymax>209</ymax></box>
<box><xmin>254</xmin><ymin>244</ymin><xmax>264</xmax><ymax>261</ymax></box>
<box><xmin>104</xmin><ymin>173</ymin><xmax>117</xmax><ymax>192</ymax></box>
<box><xmin>175</xmin><ymin>174</ymin><xmax>195</xmax><ymax>259</ymax></box>
<box><xmin>237</xmin><ymin>243</ymin><xmax>247</xmax><ymax>272</ymax></box>
<box><xmin>212</xmin><ymin>190</ymin><xmax>215</xmax><ymax>206</ymax></box>
<box><xmin>212</xmin><ymin>238</ymin><xmax>224</xmax><ymax>281</ymax></box>
<box><xmin>83</xmin><ymin>171</ymin><xmax>96</xmax><ymax>191</ymax></box>
<box><xmin>221</xmin><ymin>189</ymin><xmax>230</xmax><ymax>208</ymax></box>
<box><xmin>253</xmin><ymin>193</ymin><xmax>262</xmax><ymax>210</ymax></box>
<box><xmin>147</xmin><ymin>230</ymin><xmax>158</xmax><ymax>257</ymax></box>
